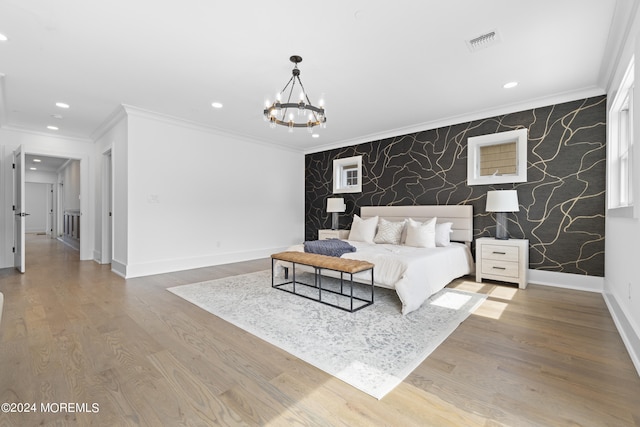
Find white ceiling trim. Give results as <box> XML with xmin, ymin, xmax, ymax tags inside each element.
<box><xmin>90</xmin><ymin>105</ymin><xmax>128</xmax><ymax>142</ymax></box>
<box><xmin>0</xmin><ymin>122</ymin><xmax>92</xmax><ymax>144</ymax></box>
<box><xmin>306</xmin><ymin>86</ymin><xmax>606</xmax><ymax>155</ymax></box>
<box><xmin>120</xmin><ymin>104</ymin><xmax>304</xmax><ymax>154</ymax></box>
<box><xmin>599</xmin><ymin>0</ymin><xmax>640</xmax><ymax>92</ymax></box>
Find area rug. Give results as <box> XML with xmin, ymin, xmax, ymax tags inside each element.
<box><xmin>167</xmin><ymin>270</ymin><xmax>486</xmax><ymax>399</ymax></box>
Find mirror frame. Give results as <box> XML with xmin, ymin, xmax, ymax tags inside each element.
<box><xmin>467</xmin><ymin>128</ymin><xmax>528</xmax><ymax>185</ymax></box>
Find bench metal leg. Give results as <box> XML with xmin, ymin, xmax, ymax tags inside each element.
<box><xmin>271</xmin><ymin>258</ymin><xmax>374</xmax><ymax>313</ymax></box>
<box><xmin>350</xmin><ymin>273</ymin><xmax>354</xmax><ymax>312</ymax></box>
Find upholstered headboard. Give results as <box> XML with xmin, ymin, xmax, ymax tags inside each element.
<box><xmin>360</xmin><ymin>205</ymin><xmax>473</xmax><ymax>244</ymax></box>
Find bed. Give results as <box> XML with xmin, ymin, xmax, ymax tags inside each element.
<box><xmin>275</xmin><ymin>205</ymin><xmax>475</xmax><ymax>315</ymax></box>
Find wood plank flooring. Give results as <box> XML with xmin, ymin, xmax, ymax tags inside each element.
<box><xmin>1</xmin><ymin>234</ymin><xmax>639</xmax><ymax>426</ymax></box>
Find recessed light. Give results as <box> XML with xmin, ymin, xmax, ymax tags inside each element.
<box><xmin>503</xmin><ymin>81</ymin><xmax>518</xmax><ymax>89</ymax></box>
<box><xmin>0</xmin><ymin>33</ymin><xmax>8</xmax><ymax>42</ymax></box>
<box><xmin>55</xmin><ymin>102</ymin><xmax>70</xmax><ymax>109</ymax></box>
<box><xmin>33</xmin><ymin>159</ymin><xmax>41</xmax><ymax>163</ymax></box>
<box><xmin>47</xmin><ymin>125</ymin><xmax>59</xmax><ymax>130</ymax></box>
<box><xmin>312</xmin><ymin>134</ymin><xmax>320</xmax><ymax>138</ymax></box>
<box><xmin>211</xmin><ymin>102</ymin><xmax>223</xmax><ymax>109</ymax></box>
<box><xmin>30</xmin><ymin>167</ymin><xmax>37</xmax><ymax>171</ymax></box>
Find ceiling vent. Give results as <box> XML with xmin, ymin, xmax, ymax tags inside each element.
<box><xmin>466</xmin><ymin>30</ymin><xmax>501</xmax><ymax>52</ymax></box>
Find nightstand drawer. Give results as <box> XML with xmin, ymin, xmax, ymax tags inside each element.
<box><xmin>482</xmin><ymin>244</ymin><xmax>519</xmax><ymax>262</ymax></box>
<box><xmin>481</xmin><ymin>260</ymin><xmax>520</xmax><ymax>278</ymax></box>
<box><xmin>318</xmin><ymin>229</ymin><xmax>350</xmax><ymax>240</ymax></box>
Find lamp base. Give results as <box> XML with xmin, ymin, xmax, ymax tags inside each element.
<box><xmin>331</xmin><ymin>212</ymin><xmax>339</xmax><ymax>230</ymax></box>
<box><xmin>495</xmin><ymin>212</ymin><xmax>510</xmax><ymax>240</ymax></box>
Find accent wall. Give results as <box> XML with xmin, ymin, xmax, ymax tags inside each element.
<box><xmin>305</xmin><ymin>95</ymin><xmax>606</xmax><ymax>277</ymax></box>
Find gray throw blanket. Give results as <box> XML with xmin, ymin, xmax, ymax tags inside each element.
<box><xmin>303</xmin><ymin>239</ymin><xmax>356</xmax><ymax>257</ymax></box>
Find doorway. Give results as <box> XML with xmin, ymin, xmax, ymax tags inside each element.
<box><xmin>24</xmin><ymin>182</ymin><xmax>52</xmax><ymax>236</ymax></box>
<box><xmin>15</xmin><ymin>153</ymin><xmax>80</xmax><ymax>272</ymax></box>
<box><xmin>100</xmin><ymin>149</ymin><xmax>113</xmax><ymax>265</ymax></box>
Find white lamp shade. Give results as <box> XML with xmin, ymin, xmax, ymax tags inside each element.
<box><xmin>327</xmin><ymin>197</ymin><xmax>346</xmax><ymax>213</ymax></box>
<box><xmin>486</xmin><ymin>190</ymin><xmax>519</xmax><ymax>212</ymax></box>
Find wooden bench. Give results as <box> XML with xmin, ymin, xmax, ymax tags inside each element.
<box><xmin>271</xmin><ymin>251</ymin><xmax>375</xmax><ymax>312</ymax></box>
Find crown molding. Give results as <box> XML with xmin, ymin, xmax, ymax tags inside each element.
<box><xmin>305</xmin><ymin>86</ymin><xmax>606</xmax><ymax>155</ymax></box>
<box><xmin>0</xmin><ymin>122</ymin><xmax>92</xmax><ymax>143</ymax></box>
<box><xmin>120</xmin><ymin>104</ymin><xmax>303</xmax><ymax>154</ymax></box>
<box><xmin>90</xmin><ymin>105</ymin><xmax>128</xmax><ymax>141</ymax></box>
<box><xmin>600</xmin><ymin>0</ymin><xmax>640</xmax><ymax>92</ymax></box>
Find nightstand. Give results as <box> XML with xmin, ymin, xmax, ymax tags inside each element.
<box><xmin>318</xmin><ymin>229</ymin><xmax>350</xmax><ymax>240</ymax></box>
<box><xmin>476</xmin><ymin>237</ymin><xmax>529</xmax><ymax>289</ymax></box>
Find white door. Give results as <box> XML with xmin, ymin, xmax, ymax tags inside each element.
<box><xmin>47</xmin><ymin>184</ymin><xmax>54</xmax><ymax>237</ymax></box>
<box><xmin>103</xmin><ymin>151</ymin><xmax>112</xmax><ymax>264</ymax></box>
<box><xmin>13</xmin><ymin>147</ymin><xmax>26</xmax><ymax>273</ymax></box>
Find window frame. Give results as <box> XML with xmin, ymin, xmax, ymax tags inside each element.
<box><xmin>467</xmin><ymin>128</ymin><xmax>528</xmax><ymax>185</ymax></box>
<box><xmin>608</xmin><ymin>56</ymin><xmax>635</xmax><ymax>217</ymax></box>
<box><xmin>333</xmin><ymin>155</ymin><xmax>362</xmax><ymax>194</ymax></box>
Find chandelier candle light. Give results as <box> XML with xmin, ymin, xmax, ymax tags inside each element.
<box><xmin>264</xmin><ymin>55</ymin><xmax>326</xmax><ymax>132</ymax></box>
<box><xmin>327</xmin><ymin>198</ymin><xmax>346</xmax><ymax>230</ymax></box>
<box><xmin>486</xmin><ymin>190</ymin><xmax>519</xmax><ymax>240</ymax></box>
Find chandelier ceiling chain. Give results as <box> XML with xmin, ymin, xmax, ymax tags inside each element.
<box><xmin>264</xmin><ymin>55</ymin><xmax>326</xmax><ymax>131</ymax></box>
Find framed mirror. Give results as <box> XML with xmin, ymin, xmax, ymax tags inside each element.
<box><xmin>467</xmin><ymin>128</ymin><xmax>528</xmax><ymax>185</ymax></box>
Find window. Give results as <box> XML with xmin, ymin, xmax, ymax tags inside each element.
<box><xmin>344</xmin><ymin>167</ymin><xmax>358</xmax><ymax>187</ymax></box>
<box><xmin>333</xmin><ymin>155</ymin><xmax>362</xmax><ymax>193</ymax></box>
<box><xmin>467</xmin><ymin>128</ymin><xmax>528</xmax><ymax>185</ymax></box>
<box><xmin>608</xmin><ymin>56</ymin><xmax>635</xmax><ymax>216</ymax></box>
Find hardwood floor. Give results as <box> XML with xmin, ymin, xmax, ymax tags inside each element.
<box><xmin>1</xmin><ymin>234</ymin><xmax>639</xmax><ymax>426</ymax></box>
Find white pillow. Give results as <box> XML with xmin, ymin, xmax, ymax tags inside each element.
<box><xmin>404</xmin><ymin>217</ymin><xmax>437</xmax><ymax>248</ymax></box>
<box><xmin>348</xmin><ymin>215</ymin><xmax>378</xmax><ymax>243</ymax></box>
<box><xmin>400</xmin><ymin>217</ymin><xmax>431</xmax><ymax>244</ymax></box>
<box><xmin>435</xmin><ymin>222</ymin><xmax>453</xmax><ymax>247</ymax></box>
<box><xmin>374</xmin><ymin>218</ymin><xmax>405</xmax><ymax>245</ymax></box>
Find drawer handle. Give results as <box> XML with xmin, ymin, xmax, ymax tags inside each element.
<box><xmin>492</xmin><ymin>251</ymin><xmax>506</xmax><ymax>255</ymax></box>
<box><xmin>492</xmin><ymin>266</ymin><xmax>506</xmax><ymax>270</ymax></box>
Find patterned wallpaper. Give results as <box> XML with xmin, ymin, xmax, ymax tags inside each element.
<box><xmin>305</xmin><ymin>95</ymin><xmax>606</xmax><ymax>276</ymax></box>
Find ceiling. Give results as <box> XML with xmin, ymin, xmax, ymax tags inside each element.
<box><xmin>0</xmin><ymin>1</ymin><xmax>634</xmax><ymax>153</ymax></box>
<box><xmin>24</xmin><ymin>154</ymin><xmax>69</xmax><ymax>174</ymax></box>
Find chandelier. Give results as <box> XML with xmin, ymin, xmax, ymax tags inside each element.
<box><xmin>263</xmin><ymin>55</ymin><xmax>326</xmax><ymax>131</ymax></box>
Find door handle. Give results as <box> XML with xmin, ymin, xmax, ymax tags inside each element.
<box><xmin>15</xmin><ymin>212</ymin><xmax>30</xmax><ymax>217</ymax></box>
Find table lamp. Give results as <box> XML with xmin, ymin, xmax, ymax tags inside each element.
<box><xmin>326</xmin><ymin>198</ymin><xmax>346</xmax><ymax>230</ymax></box>
<box><xmin>486</xmin><ymin>190</ymin><xmax>519</xmax><ymax>240</ymax></box>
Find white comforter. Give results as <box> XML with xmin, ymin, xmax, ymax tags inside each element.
<box><xmin>277</xmin><ymin>241</ymin><xmax>474</xmax><ymax>315</ymax></box>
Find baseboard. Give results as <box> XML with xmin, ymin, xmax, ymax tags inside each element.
<box><xmin>110</xmin><ymin>259</ymin><xmax>127</xmax><ymax>278</ymax></box>
<box><xmin>121</xmin><ymin>247</ymin><xmax>288</xmax><ymax>279</ymax></box>
<box><xmin>531</xmin><ymin>270</ymin><xmax>639</xmax><ymax>376</ymax></box>
<box><xmin>603</xmin><ymin>291</ymin><xmax>640</xmax><ymax>376</ymax></box>
<box><xmin>528</xmin><ymin>269</ymin><xmax>604</xmax><ymax>292</ymax></box>
<box><xmin>58</xmin><ymin>236</ymin><xmax>80</xmax><ymax>251</ymax></box>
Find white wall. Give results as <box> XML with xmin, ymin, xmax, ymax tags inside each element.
<box><xmin>61</xmin><ymin>160</ymin><xmax>81</xmax><ymax>211</ymax></box>
<box><xmin>25</xmin><ymin>182</ymin><xmax>48</xmax><ymax>233</ymax></box>
<box><xmin>120</xmin><ymin>108</ymin><xmax>305</xmax><ymax>277</ymax></box>
<box><xmin>604</xmin><ymin>6</ymin><xmax>640</xmax><ymax>375</ymax></box>
<box><xmin>25</xmin><ymin>170</ymin><xmax>57</xmax><ymax>236</ymax></box>
<box><xmin>93</xmin><ymin>108</ymin><xmax>128</xmax><ymax>271</ymax></box>
<box><xmin>26</xmin><ymin>170</ymin><xmax>57</xmax><ymax>184</ymax></box>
